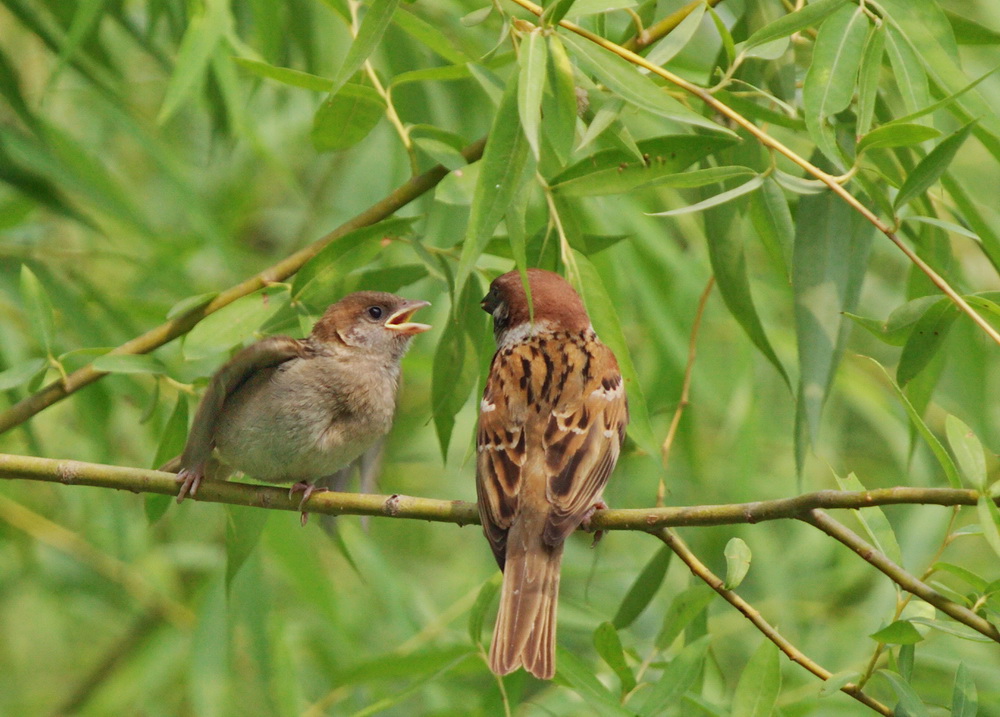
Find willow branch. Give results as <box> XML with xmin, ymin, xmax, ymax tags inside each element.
<box><xmin>654</xmin><ymin>528</ymin><xmax>892</xmax><ymax>716</ymax></box>
<box><xmin>801</xmin><ymin>509</ymin><xmax>1000</xmax><ymax>643</ymax></box>
<box><xmin>3</xmin><ymin>453</ymin><xmax>998</xmax><ymax>530</ymax></box>
<box><xmin>622</xmin><ymin>0</ymin><xmax>727</xmax><ymax>52</ymax></box>
<box><xmin>0</xmin><ymin>139</ymin><xmax>487</xmax><ymax>436</ymax></box>
<box><xmin>506</xmin><ymin>0</ymin><xmax>1000</xmax><ymax>347</ymax></box>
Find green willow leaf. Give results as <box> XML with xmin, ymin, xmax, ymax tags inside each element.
<box><xmin>894</xmin><ymin>123</ymin><xmax>974</xmax><ymax>210</ymax></box>
<box><xmin>613</xmin><ymin>546</ymin><xmax>672</xmax><ymax>630</ymax></box>
<box><xmin>92</xmin><ymin>353</ymin><xmax>167</xmax><ymax>375</ymax></box>
<box><xmin>158</xmin><ymin>0</ymin><xmax>230</xmax><ymax>124</ymax></box>
<box><xmin>835</xmin><ymin>472</ymin><xmax>903</xmax><ymax>565</ymax></box>
<box><xmin>636</xmin><ymin>636</ymin><xmax>710</xmax><ymax>717</ymax></box>
<box><xmin>147</xmin><ymin>393</ymin><xmax>189</xmax><ymax>522</ymax></box>
<box><xmin>856</xmin><ymin>24</ymin><xmax>886</xmax><ymax>137</ymax></box>
<box><xmin>393</xmin><ymin>5</ymin><xmax>468</xmax><ymax>64</ymax></box>
<box><xmin>328</xmin><ymin>0</ymin><xmax>401</xmax><ymax>98</ymax></box>
<box><xmin>544</xmin><ymin>34</ymin><xmax>577</xmax><ymax>165</ymax></box>
<box><xmin>225</xmin><ymin>504</ymin><xmax>270</xmax><ymax>590</ymax></box>
<box><xmin>517</xmin><ymin>29</ymin><xmax>548</xmax><ymax>160</ymax></box>
<box><xmin>952</xmin><ymin>663</ymin><xmax>978</xmax><ymax>717</ymax></box>
<box><xmin>870</xmin><ymin>621</ymin><xmax>924</xmax><ymax>645</ymax></box>
<box><xmin>884</xmin><ymin>23</ymin><xmax>930</xmax><ymax>120</ymax></box>
<box><xmin>656</xmin><ymin>584</ymin><xmax>715</xmax><ymax>649</ymax></box>
<box><xmin>468</xmin><ymin>573</ymin><xmax>502</xmax><ymax>644</ymax></box>
<box><xmin>977</xmin><ymin>495</ymin><xmax>1000</xmax><ymax>560</ymax></box>
<box><xmin>0</xmin><ymin>358</ymin><xmax>47</xmax><ymax>391</ymax></box>
<box><xmin>857</xmin><ymin>123</ymin><xmax>941</xmax><ymax>154</ymax></box>
<box><xmin>793</xmin><ymin>189</ymin><xmax>873</xmax><ymax>471</ymax></box>
<box><xmin>561</xmin><ymin>33</ymin><xmax>733</xmax><ymax>136</ymax></box>
<box><xmin>896</xmin><ymin>298</ymin><xmax>959</xmax><ymax>386</ymax></box>
<box><xmin>311</xmin><ymin>83</ymin><xmax>387</xmax><ymax>152</ymax></box>
<box><xmin>748</xmin><ymin>177</ymin><xmax>794</xmax><ymax>280</ymax></box>
<box><xmin>879</xmin><ymin>670</ymin><xmax>929</xmax><ymax>717</ymax></box>
<box><xmin>184</xmin><ymin>286</ymin><xmax>290</xmax><ymax>360</ymax></box>
<box><xmin>645</xmin><ymin>2</ymin><xmax>706</xmax><ymax>66</ymax></box>
<box><xmin>571</xmin><ymin>251</ymin><xmax>656</xmax><ymax>456</ymax></box>
<box><xmin>866</xmin><ymin>357</ymin><xmax>962</xmax><ymax>488</ymax></box>
<box><xmin>648</xmin><ymin>174</ymin><xmax>764</xmax><ymax>216</ymax></box>
<box><xmin>743</xmin><ymin>0</ymin><xmax>846</xmax><ymax>51</ymax></box>
<box><xmin>593</xmin><ymin>622</ymin><xmax>636</xmax><ymax>696</ymax></box>
<box><xmin>945</xmin><ymin>414</ymin><xmax>987</xmax><ymax>488</ymax></box>
<box><xmin>20</xmin><ymin>265</ymin><xmax>55</xmax><ymax>353</ymax></box>
<box><xmin>555</xmin><ymin>647</ymin><xmax>633</xmax><ymax>715</ymax></box>
<box><xmin>802</xmin><ymin>5</ymin><xmax>869</xmax><ymax>165</ymax></box>
<box><xmin>723</xmin><ymin>538</ymin><xmax>751</xmax><ymax>589</ymax></box>
<box><xmin>233</xmin><ymin>57</ymin><xmax>331</xmax><ymax>92</ymax></box>
<box><xmin>732</xmin><ymin>641</ymin><xmax>781</xmax><ymax>717</ymax></box>
<box><xmin>455</xmin><ymin>74</ymin><xmax>529</xmax><ymax>294</ymax></box>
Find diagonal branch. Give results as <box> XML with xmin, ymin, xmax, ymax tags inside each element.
<box><xmin>653</xmin><ymin>527</ymin><xmax>892</xmax><ymax>715</ymax></box>
<box><xmin>0</xmin><ymin>139</ymin><xmax>487</xmax><ymax>436</ymax></box>
<box><xmin>801</xmin><ymin>509</ymin><xmax>1000</xmax><ymax>643</ymax></box>
<box><xmin>505</xmin><ymin>0</ymin><xmax>1000</xmax><ymax>347</ymax></box>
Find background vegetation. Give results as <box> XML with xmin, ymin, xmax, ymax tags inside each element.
<box><xmin>1</xmin><ymin>0</ymin><xmax>999</xmax><ymax>714</ymax></box>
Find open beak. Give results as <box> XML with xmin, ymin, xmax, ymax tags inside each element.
<box><xmin>385</xmin><ymin>300</ymin><xmax>432</xmax><ymax>336</ymax></box>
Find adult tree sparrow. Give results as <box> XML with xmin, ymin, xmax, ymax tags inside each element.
<box><xmin>166</xmin><ymin>291</ymin><xmax>430</xmax><ymax>520</ymax></box>
<box><xmin>477</xmin><ymin>269</ymin><xmax>628</xmax><ymax>679</ymax></box>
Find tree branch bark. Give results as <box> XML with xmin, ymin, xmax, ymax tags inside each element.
<box><xmin>654</xmin><ymin>527</ymin><xmax>892</xmax><ymax>716</ymax></box>
<box><xmin>1</xmin><ymin>452</ymin><xmax>996</xmax><ymax>529</ymax></box>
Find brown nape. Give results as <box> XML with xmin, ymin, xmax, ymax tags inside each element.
<box><xmin>492</xmin><ymin>269</ymin><xmax>591</xmax><ymax>332</ymax></box>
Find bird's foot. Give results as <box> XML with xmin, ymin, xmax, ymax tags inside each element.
<box><xmin>176</xmin><ymin>466</ymin><xmax>205</xmax><ymax>504</ymax></box>
<box><xmin>581</xmin><ymin>499</ymin><xmax>609</xmax><ymax>547</ymax></box>
<box><xmin>289</xmin><ymin>482</ymin><xmax>329</xmax><ymax>526</ymax></box>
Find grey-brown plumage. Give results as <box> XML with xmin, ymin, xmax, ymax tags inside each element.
<box><xmin>477</xmin><ymin>269</ymin><xmax>628</xmax><ymax>679</ymax></box>
<box><xmin>167</xmin><ymin>291</ymin><xmax>430</xmax><ymax>512</ymax></box>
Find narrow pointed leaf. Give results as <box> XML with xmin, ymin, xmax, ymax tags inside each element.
<box><xmin>311</xmin><ymin>83</ymin><xmax>387</xmax><ymax>152</ymax></box>
<box><xmin>593</xmin><ymin>622</ymin><xmax>636</xmax><ymax>695</ymax></box>
<box><xmin>744</xmin><ymin>0</ymin><xmax>846</xmax><ymax>51</ymax></box>
<box><xmin>951</xmin><ymin>663</ymin><xmax>978</xmax><ymax>717</ymax></box>
<box><xmin>648</xmin><ymin>175</ymin><xmax>765</xmax><ymax>216</ymax></box>
<box><xmin>613</xmin><ymin>546</ymin><xmax>672</xmax><ymax>629</ymax></box>
<box><xmin>328</xmin><ymin>0</ymin><xmax>401</xmax><ymax>98</ymax></box>
<box><xmin>561</xmin><ymin>33</ymin><xmax>732</xmax><ymax>135</ymax></box>
<box><xmin>517</xmin><ymin>30</ymin><xmax>547</xmax><ymax>159</ymax></box>
<box><xmin>723</xmin><ymin>538</ymin><xmax>751</xmax><ymax>589</ymax></box>
<box><xmin>894</xmin><ymin>124</ymin><xmax>974</xmax><ymax>210</ymax></box>
<box><xmin>732</xmin><ymin>641</ymin><xmax>781</xmax><ymax>717</ymax></box>
<box><xmin>455</xmin><ymin>75</ymin><xmax>529</xmax><ymax>293</ymax></box>
<box><xmin>158</xmin><ymin>0</ymin><xmax>230</xmax><ymax>124</ymax></box>
<box><xmin>20</xmin><ymin>265</ymin><xmax>55</xmax><ymax>353</ymax></box>
<box><xmin>945</xmin><ymin>414</ymin><xmax>987</xmax><ymax>488</ymax></box>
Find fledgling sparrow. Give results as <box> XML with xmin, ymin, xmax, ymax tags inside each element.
<box><xmin>165</xmin><ymin>291</ymin><xmax>430</xmax><ymax>521</ymax></box>
<box><xmin>476</xmin><ymin>269</ymin><xmax>629</xmax><ymax>680</ymax></box>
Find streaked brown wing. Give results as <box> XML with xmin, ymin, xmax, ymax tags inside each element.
<box><xmin>179</xmin><ymin>336</ymin><xmax>307</xmax><ymax>469</ymax></box>
<box><xmin>475</xmin><ymin>351</ymin><xmax>528</xmax><ymax>569</ymax></box>
<box><xmin>542</xmin><ymin>343</ymin><xmax>628</xmax><ymax>546</ymax></box>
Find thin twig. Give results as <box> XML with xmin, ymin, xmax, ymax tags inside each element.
<box><xmin>801</xmin><ymin>509</ymin><xmax>1000</xmax><ymax>643</ymax></box>
<box><xmin>507</xmin><ymin>0</ymin><xmax>1000</xmax><ymax>347</ymax></box>
<box><xmin>0</xmin><ymin>139</ymin><xmax>487</xmax><ymax>436</ymax></box>
<box><xmin>2</xmin><ymin>453</ymin><xmax>998</xmax><ymax>530</ymax></box>
<box><xmin>658</xmin><ymin>276</ymin><xmax>714</xmax><ymax>505</ymax></box>
<box><xmin>653</xmin><ymin>528</ymin><xmax>892</xmax><ymax>716</ymax></box>
<box><xmin>622</xmin><ymin>0</ymin><xmax>727</xmax><ymax>52</ymax></box>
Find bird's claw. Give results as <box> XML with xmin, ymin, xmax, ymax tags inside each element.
<box><xmin>289</xmin><ymin>482</ymin><xmax>329</xmax><ymax>526</ymax></box>
<box><xmin>582</xmin><ymin>499</ymin><xmax>609</xmax><ymax>547</ymax></box>
<box><xmin>176</xmin><ymin>467</ymin><xmax>205</xmax><ymax>504</ymax></box>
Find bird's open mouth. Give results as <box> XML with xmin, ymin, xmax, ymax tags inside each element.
<box><xmin>386</xmin><ymin>301</ymin><xmax>432</xmax><ymax>335</ymax></box>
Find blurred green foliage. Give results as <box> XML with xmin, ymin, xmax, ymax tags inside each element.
<box><xmin>1</xmin><ymin>0</ymin><xmax>999</xmax><ymax>714</ymax></box>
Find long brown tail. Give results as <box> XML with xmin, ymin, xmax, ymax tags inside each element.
<box><xmin>489</xmin><ymin>519</ymin><xmax>564</xmax><ymax>680</ymax></box>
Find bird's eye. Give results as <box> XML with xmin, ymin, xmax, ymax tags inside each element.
<box><xmin>367</xmin><ymin>306</ymin><xmax>383</xmax><ymax>320</ymax></box>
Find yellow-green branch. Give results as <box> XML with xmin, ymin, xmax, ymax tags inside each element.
<box><xmin>1</xmin><ymin>453</ymin><xmax>993</xmax><ymax>529</ymax></box>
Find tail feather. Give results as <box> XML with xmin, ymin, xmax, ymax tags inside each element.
<box><xmin>489</xmin><ymin>538</ymin><xmax>563</xmax><ymax>680</ymax></box>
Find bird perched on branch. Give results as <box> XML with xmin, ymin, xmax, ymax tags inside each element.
<box><xmin>164</xmin><ymin>291</ymin><xmax>430</xmax><ymax>522</ymax></box>
<box><xmin>476</xmin><ymin>268</ymin><xmax>628</xmax><ymax>680</ymax></box>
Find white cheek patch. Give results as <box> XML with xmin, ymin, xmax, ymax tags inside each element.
<box><xmin>497</xmin><ymin>320</ymin><xmax>558</xmax><ymax>350</ymax></box>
